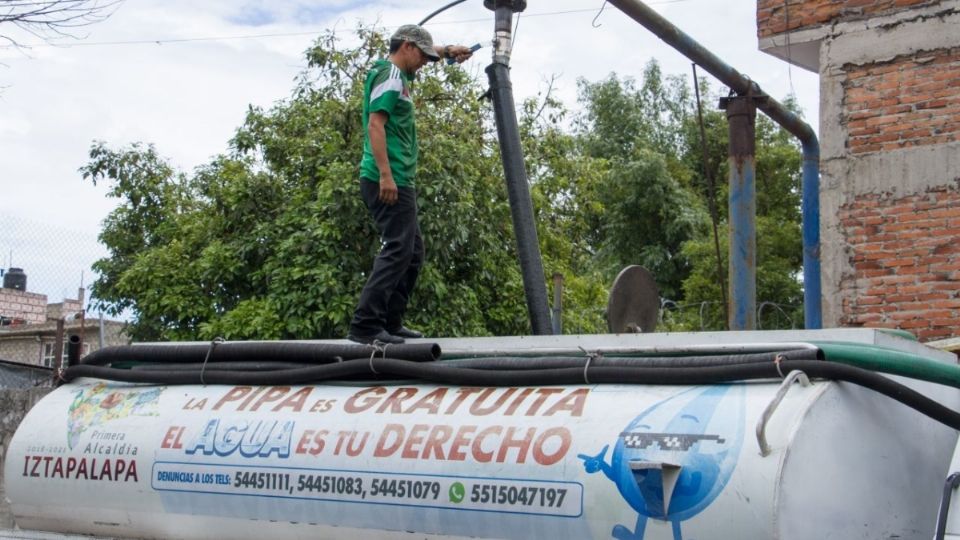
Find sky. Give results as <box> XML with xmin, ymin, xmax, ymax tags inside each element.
<box><xmin>0</xmin><ymin>0</ymin><xmax>819</xmax><ymax>308</ymax></box>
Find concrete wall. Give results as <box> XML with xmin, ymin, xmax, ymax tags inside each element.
<box><xmin>0</xmin><ymin>388</ymin><xmax>52</xmax><ymax>529</ymax></box>
<box><xmin>757</xmin><ymin>0</ymin><xmax>960</xmax><ymax>340</ymax></box>
<box><xmin>45</xmin><ymin>300</ymin><xmax>82</xmax><ymax>322</ymax></box>
<box><xmin>0</xmin><ymin>339</ymin><xmax>40</xmax><ymax>366</ymax></box>
<box><xmin>0</xmin><ymin>323</ymin><xmax>129</xmax><ymax>367</ymax></box>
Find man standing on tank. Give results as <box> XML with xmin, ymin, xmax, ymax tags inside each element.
<box><xmin>347</xmin><ymin>25</ymin><xmax>474</xmax><ymax>345</ymax></box>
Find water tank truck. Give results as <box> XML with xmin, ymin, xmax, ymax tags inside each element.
<box><xmin>6</xmin><ymin>329</ymin><xmax>960</xmax><ymax>539</ymax></box>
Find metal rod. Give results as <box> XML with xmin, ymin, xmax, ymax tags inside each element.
<box><xmin>552</xmin><ymin>273</ymin><xmax>564</xmax><ymax>335</ymax></box>
<box><xmin>935</xmin><ymin>472</ymin><xmax>960</xmax><ymax>540</ymax></box>
<box><xmin>692</xmin><ymin>63</ymin><xmax>728</xmax><ymax>328</ymax></box>
<box><xmin>419</xmin><ymin>0</ymin><xmax>469</xmax><ymax>26</ymax></box>
<box><xmin>606</xmin><ymin>0</ymin><xmax>822</xmax><ymax>329</ymax></box>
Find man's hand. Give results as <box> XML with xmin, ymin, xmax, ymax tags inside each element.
<box><xmin>368</xmin><ymin>111</ymin><xmax>397</xmax><ymax>205</ymax></box>
<box><xmin>443</xmin><ymin>44</ymin><xmax>475</xmax><ymax>64</ymax></box>
<box><xmin>379</xmin><ymin>174</ymin><xmax>399</xmax><ymax>205</ymax></box>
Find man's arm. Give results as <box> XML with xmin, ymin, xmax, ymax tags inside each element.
<box><xmin>368</xmin><ymin>111</ymin><xmax>398</xmax><ymax>205</ymax></box>
<box><xmin>434</xmin><ymin>44</ymin><xmax>475</xmax><ymax>64</ymax></box>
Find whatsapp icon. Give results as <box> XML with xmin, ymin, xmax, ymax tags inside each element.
<box><xmin>448</xmin><ymin>482</ymin><xmax>466</xmax><ymax>503</ymax></box>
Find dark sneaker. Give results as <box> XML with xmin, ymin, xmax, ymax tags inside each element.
<box><xmin>347</xmin><ymin>330</ymin><xmax>405</xmax><ymax>345</ymax></box>
<box><xmin>388</xmin><ymin>326</ymin><xmax>423</xmax><ymax>339</ymax></box>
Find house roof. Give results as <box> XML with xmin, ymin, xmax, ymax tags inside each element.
<box><xmin>0</xmin><ymin>318</ymin><xmax>127</xmax><ymax>338</ymax></box>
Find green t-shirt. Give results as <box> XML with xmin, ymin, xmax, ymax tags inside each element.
<box><xmin>359</xmin><ymin>59</ymin><xmax>418</xmax><ymax>187</ymax></box>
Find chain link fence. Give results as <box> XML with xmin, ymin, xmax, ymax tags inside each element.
<box><xmin>0</xmin><ymin>215</ymin><xmax>125</xmax><ymax>375</ymax></box>
<box><xmin>563</xmin><ymin>299</ymin><xmax>804</xmax><ymax>335</ymax></box>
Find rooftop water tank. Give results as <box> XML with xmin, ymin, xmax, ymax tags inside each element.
<box><xmin>2</xmin><ymin>267</ymin><xmax>26</xmax><ymax>291</ymax></box>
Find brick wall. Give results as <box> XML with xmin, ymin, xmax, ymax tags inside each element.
<box><xmin>838</xmin><ymin>187</ymin><xmax>960</xmax><ymax>341</ymax></box>
<box><xmin>0</xmin><ymin>290</ymin><xmax>47</xmax><ymax>325</ymax></box>
<box><xmin>843</xmin><ymin>48</ymin><xmax>960</xmax><ymax>154</ymax></box>
<box><xmin>757</xmin><ymin>0</ymin><xmax>936</xmax><ymax>38</ymax></box>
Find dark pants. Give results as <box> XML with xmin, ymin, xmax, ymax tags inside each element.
<box><xmin>350</xmin><ymin>180</ymin><xmax>424</xmax><ymax>336</ymax></box>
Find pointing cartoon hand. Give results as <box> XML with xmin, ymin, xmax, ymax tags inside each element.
<box><xmin>577</xmin><ymin>444</ymin><xmax>610</xmax><ymax>473</ymax></box>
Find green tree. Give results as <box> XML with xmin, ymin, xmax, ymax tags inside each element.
<box><xmin>84</xmin><ymin>26</ymin><xmax>529</xmax><ymax>341</ymax></box>
<box><xmin>83</xmin><ymin>27</ymin><xmax>810</xmax><ymax>340</ymax></box>
<box><xmin>573</xmin><ymin>65</ymin><xmax>707</xmax><ymax>301</ymax></box>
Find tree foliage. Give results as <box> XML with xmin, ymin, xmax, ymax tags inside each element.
<box><xmin>85</xmin><ymin>25</ymin><xmax>809</xmax><ymax>340</ymax></box>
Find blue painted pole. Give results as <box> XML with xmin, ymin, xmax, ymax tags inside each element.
<box><xmin>801</xmin><ymin>138</ymin><xmax>822</xmax><ymax>329</ymax></box>
<box><xmin>722</xmin><ymin>96</ymin><xmax>757</xmax><ymax>331</ymax></box>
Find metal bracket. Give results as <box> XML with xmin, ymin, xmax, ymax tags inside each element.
<box><xmin>755</xmin><ymin>370</ymin><xmax>811</xmax><ymax>457</ymax></box>
<box><xmin>483</xmin><ymin>0</ymin><xmax>527</xmax><ymax>12</ymax></box>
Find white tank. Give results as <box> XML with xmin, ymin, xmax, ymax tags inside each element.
<box><xmin>5</xmin><ymin>330</ymin><xmax>958</xmax><ymax>540</ymax></box>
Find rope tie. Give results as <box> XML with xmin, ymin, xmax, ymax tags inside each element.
<box><xmin>581</xmin><ymin>348</ymin><xmax>602</xmax><ymax>385</ymax></box>
<box><xmin>774</xmin><ymin>353</ymin><xmax>786</xmax><ymax>379</ymax></box>
<box><xmin>200</xmin><ymin>337</ymin><xmax>224</xmax><ymax>386</ymax></box>
<box><xmin>368</xmin><ymin>341</ymin><xmax>387</xmax><ymax>374</ymax></box>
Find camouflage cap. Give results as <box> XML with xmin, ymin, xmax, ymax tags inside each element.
<box><xmin>391</xmin><ymin>24</ymin><xmax>441</xmax><ymax>62</ymax></box>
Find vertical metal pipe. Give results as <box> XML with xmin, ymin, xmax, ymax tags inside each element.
<box><xmin>552</xmin><ymin>273</ymin><xmax>564</xmax><ymax>335</ymax></box>
<box><xmin>801</xmin><ymin>138</ymin><xmax>822</xmax><ymax>329</ymax></box>
<box><xmin>492</xmin><ymin>6</ymin><xmax>514</xmax><ymax>65</ymax></box>
<box><xmin>606</xmin><ymin>0</ymin><xmax>822</xmax><ymax>329</ymax></box>
<box><xmin>53</xmin><ymin>318</ymin><xmax>65</xmax><ymax>371</ymax></box>
<box><xmin>66</xmin><ymin>334</ymin><xmax>82</xmax><ymax>367</ymax></box>
<box><xmin>485</xmin><ymin>6</ymin><xmax>551</xmax><ymax>335</ymax></box>
<box><xmin>723</xmin><ymin>96</ymin><xmax>757</xmax><ymax>330</ymax></box>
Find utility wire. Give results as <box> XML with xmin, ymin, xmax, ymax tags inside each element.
<box><xmin>1</xmin><ymin>1</ymin><xmax>695</xmax><ymax>49</ymax></box>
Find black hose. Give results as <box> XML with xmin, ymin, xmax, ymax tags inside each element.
<box><xmin>80</xmin><ymin>342</ymin><xmax>440</xmax><ymax>366</ymax></box>
<box><xmin>487</xmin><ymin>61</ymin><xmax>553</xmax><ymax>335</ymax></box>
<box><xmin>64</xmin><ymin>361</ymin><xmax>364</xmax><ymax>385</ymax></box>
<box><xmin>445</xmin><ymin>349</ymin><xmax>820</xmax><ymax>370</ymax></box>
<box><xmin>132</xmin><ymin>362</ymin><xmax>319</xmax><ymax>372</ymax></box>
<box><xmin>61</xmin><ymin>358</ymin><xmax>960</xmax><ymax>431</ymax></box>
<box><xmin>419</xmin><ymin>0</ymin><xmax>469</xmax><ymax>26</ymax></box>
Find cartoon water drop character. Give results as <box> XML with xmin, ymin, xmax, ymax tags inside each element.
<box><xmin>579</xmin><ymin>385</ymin><xmax>745</xmax><ymax>540</ymax></box>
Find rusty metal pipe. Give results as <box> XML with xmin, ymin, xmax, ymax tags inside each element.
<box><xmin>722</xmin><ymin>96</ymin><xmax>758</xmax><ymax>330</ymax></box>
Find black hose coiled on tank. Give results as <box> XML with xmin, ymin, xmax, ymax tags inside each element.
<box><xmin>61</xmin><ymin>354</ymin><xmax>960</xmax><ymax>431</ymax></box>
<box><xmin>79</xmin><ymin>342</ymin><xmax>440</xmax><ymax>366</ymax></box>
